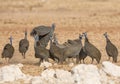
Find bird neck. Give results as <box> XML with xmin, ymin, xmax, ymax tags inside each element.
<box><xmin>52</xmin><ymin>24</ymin><xmax>55</xmax><ymax>31</ymax></box>
<box><xmin>50</xmin><ymin>25</ymin><xmax>55</xmax><ymax>37</ymax></box>
<box><xmin>54</xmin><ymin>40</ymin><xmax>59</xmax><ymax>45</ymax></box>
<box><xmin>34</xmin><ymin>40</ymin><xmax>37</xmax><ymax>48</ymax></box>
<box><xmin>84</xmin><ymin>37</ymin><xmax>90</xmax><ymax>46</ymax></box>
<box><xmin>10</xmin><ymin>39</ymin><xmax>12</xmax><ymax>46</ymax></box>
<box><xmin>53</xmin><ymin>35</ymin><xmax>59</xmax><ymax>44</ymax></box>
<box><xmin>24</xmin><ymin>33</ymin><xmax>27</xmax><ymax>39</ymax></box>
<box><xmin>50</xmin><ymin>39</ymin><xmax>53</xmax><ymax>47</ymax></box>
<box><xmin>25</xmin><ymin>35</ymin><xmax>27</xmax><ymax>39</ymax></box>
<box><xmin>34</xmin><ymin>35</ymin><xmax>39</xmax><ymax>48</ymax></box>
<box><xmin>105</xmin><ymin>36</ymin><xmax>111</xmax><ymax>43</ymax></box>
<box><xmin>85</xmin><ymin>37</ymin><xmax>89</xmax><ymax>43</ymax></box>
<box><xmin>50</xmin><ymin>38</ymin><xmax>55</xmax><ymax>48</ymax></box>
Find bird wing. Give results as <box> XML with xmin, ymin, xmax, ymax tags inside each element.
<box><xmin>85</xmin><ymin>42</ymin><xmax>100</xmax><ymax>56</ymax></box>
<box><xmin>19</xmin><ymin>39</ymin><xmax>29</xmax><ymax>47</ymax></box>
<box><xmin>33</xmin><ymin>26</ymin><xmax>51</xmax><ymax>36</ymax></box>
<box><xmin>106</xmin><ymin>42</ymin><xmax>118</xmax><ymax>56</ymax></box>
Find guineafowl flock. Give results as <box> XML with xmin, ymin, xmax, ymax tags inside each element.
<box><xmin>1</xmin><ymin>24</ymin><xmax>119</xmax><ymax>65</ymax></box>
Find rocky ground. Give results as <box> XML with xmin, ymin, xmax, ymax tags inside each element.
<box><xmin>0</xmin><ymin>61</ymin><xmax>120</xmax><ymax>84</ymax></box>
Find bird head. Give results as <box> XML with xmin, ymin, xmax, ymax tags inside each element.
<box><xmin>103</xmin><ymin>32</ymin><xmax>108</xmax><ymax>38</ymax></box>
<box><xmin>82</xmin><ymin>32</ymin><xmax>87</xmax><ymax>38</ymax></box>
<box><xmin>34</xmin><ymin>34</ymin><xmax>39</xmax><ymax>42</ymax></box>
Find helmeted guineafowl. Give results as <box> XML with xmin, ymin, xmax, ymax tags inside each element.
<box><xmin>2</xmin><ymin>36</ymin><xmax>14</xmax><ymax>63</ymax></box>
<box><xmin>79</xmin><ymin>47</ymin><xmax>87</xmax><ymax>63</ymax></box>
<box><xmin>19</xmin><ymin>30</ymin><xmax>29</xmax><ymax>59</ymax></box>
<box><xmin>83</xmin><ymin>32</ymin><xmax>101</xmax><ymax>64</ymax></box>
<box><xmin>103</xmin><ymin>32</ymin><xmax>118</xmax><ymax>63</ymax></box>
<box><xmin>34</xmin><ymin>34</ymin><xmax>50</xmax><ymax>65</ymax></box>
<box><xmin>49</xmin><ymin>35</ymin><xmax>64</xmax><ymax>64</ymax></box>
<box><xmin>63</xmin><ymin>34</ymin><xmax>83</xmax><ymax>64</ymax></box>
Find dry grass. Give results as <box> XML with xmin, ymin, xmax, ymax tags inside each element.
<box><xmin>0</xmin><ymin>0</ymin><xmax>120</xmax><ymax>76</ymax></box>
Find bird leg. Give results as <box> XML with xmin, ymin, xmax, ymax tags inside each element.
<box><xmin>39</xmin><ymin>58</ymin><xmax>41</xmax><ymax>65</ymax></box>
<box><xmin>59</xmin><ymin>58</ymin><xmax>64</xmax><ymax>64</ymax></box>
<box><xmin>107</xmin><ymin>57</ymin><xmax>110</xmax><ymax>61</ymax></box>
<box><xmin>4</xmin><ymin>58</ymin><xmax>7</xmax><ymax>64</ymax></box>
<box><xmin>7</xmin><ymin>58</ymin><xmax>10</xmax><ymax>64</ymax></box>
<box><xmin>67</xmin><ymin>58</ymin><xmax>70</xmax><ymax>63</ymax></box>
<box><xmin>45</xmin><ymin>58</ymin><xmax>49</xmax><ymax>62</ymax></box>
<box><xmin>83</xmin><ymin>59</ymin><xmax>85</xmax><ymax>64</ymax></box>
<box><xmin>64</xmin><ymin>58</ymin><xmax>69</xmax><ymax>64</ymax></box>
<box><xmin>39</xmin><ymin>58</ymin><xmax>43</xmax><ymax>65</ymax></box>
<box><xmin>5</xmin><ymin>58</ymin><xmax>8</xmax><ymax>64</ymax></box>
<box><xmin>5</xmin><ymin>58</ymin><xmax>9</xmax><ymax>64</ymax></box>
<box><xmin>22</xmin><ymin>53</ymin><xmax>24</xmax><ymax>59</ymax></box>
<box><xmin>91</xmin><ymin>58</ymin><xmax>94</xmax><ymax>64</ymax></box>
<box><xmin>23</xmin><ymin>53</ymin><xmax>26</xmax><ymax>59</ymax></box>
<box><xmin>55</xmin><ymin>58</ymin><xmax>59</xmax><ymax>63</ymax></box>
<box><xmin>79</xmin><ymin>60</ymin><xmax>81</xmax><ymax>64</ymax></box>
<box><xmin>76</xmin><ymin>55</ymin><xmax>79</xmax><ymax>64</ymax></box>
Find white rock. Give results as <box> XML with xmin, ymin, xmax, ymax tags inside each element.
<box><xmin>40</xmin><ymin>69</ymin><xmax>56</xmax><ymax>84</ymax></box>
<box><xmin>0</xmin><ymin>64</ymin><xmax>26</xmax><ymax>82</ymax></box>
<box><xmin>71</xmin><ymin>64</ymin><xmax>101</xmax><ymax>84</ymax></box>
<box><xmin>2</xmin><ymin>61</ymin><xmax>120</xmax><ymax>84</ymax></box>
<box><xmin>40</xmin><ymin>61</ymin><xmax>52</xmax><ymax>68</ymax></box>
<box><xmin>17</xmin><ymin>63</ymin><xmax>24</xmax><ymax>68</ymax></box>
<box><xmin>31</xmin><ymin>69</ymin><xmax>74</xmax><ymax>84</ymax></box>
<box><xmin>31</xmin><ymin>69</ymin><xmax>56</xmax><ymax>84</ymax></box>
<box><xmin>31</xmin><ymin>76</ymin><xmax>43</xmax><ymax>84</ymax></box>
<box><xmin>53</xmin><ymin>63</ymin><xmax>58</xmax><ymax>66</ymax></box>
<box><xmin>102</xmin><ymin>61</ymin><xmax>120</xmax><ymax>77</ymax></box>
<box><xmin>108</xmin><ymin>80</ymin><xmax>115</xmax><ymax>84</ymax></box>
<box><xmin>24</xmin><ymin>75</ymin><xmax>33</xmax><ymax>84</ymax></box>
<box><xmin>55</xmin><ymin>69</ymin><xmax>74</xmax><ymax>84</ymax></box>
<box><xmin>69</xmin><ymin>63</ymin><xmax>74</xmax><ymax>67</ymax></box>
<box><xmin>99</xmin><ymin>69</ymin><xmax>108</xmax><ymax>84</ymax></box>
<box><xmin>41</xmin><ymin>69</ymin><xmax>55</xmax><ymax>78</ymax></box>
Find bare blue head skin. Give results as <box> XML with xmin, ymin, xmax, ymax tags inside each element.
<box><xmin>53</xmin><ymin>33</ymin><xmax>58</xmax><ymax>44</ymax></box>
<box><xmin>103</xmin><ymin>32</ymin><xmax>110</xmax><ymax>42</ymax></box>
<box><xmin>50</xmin><ymin>23</ymin><xmax>56</xmax><ymax>36</ymax></box>
<box><xmin>51</xmin><ymin>23</ymin><xmax>55</xmax><ymax>31</ymax></box>
<box><xmin>33</xmin><ymin>34</ymin><xmax>39</xmax><ymax>47</ymax></box>
<box><xmin>24</xmin><ymin>29</ymin><xmax>27</xmax><ymax>39</ymax></box>
<box><xmin>9</xmin><ymin>36</ymin><xmax>13</xmax><ymax>45</ymax></box>
<box><xmin>103</xmin><ymin>32</ymin><xmax>108</xmax><ymax>38</ymax></box>
<box><xmin>82</xmin><ymin>32</ymin><xmax>89</xmax><ymax>43</ymax></box>
<box><xmin>83</xmin><ymin>32</ymin><xmax>87</xmax><ymax>38</ymax></box>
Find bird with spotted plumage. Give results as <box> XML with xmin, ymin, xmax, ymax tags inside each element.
<box><xmin>2</xmin><ymin>36</ymin><xmax>15</xmax><ymax>64</ymax></box>
<box><xmin>19</xmin><ymin>30</ymin><xmax>29</xmax><ymax>59</ymax></box>
<box><xmin>103</xmin><ymin>32</ymin><xmax>118</xmax><ymax>63</ymax></box>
